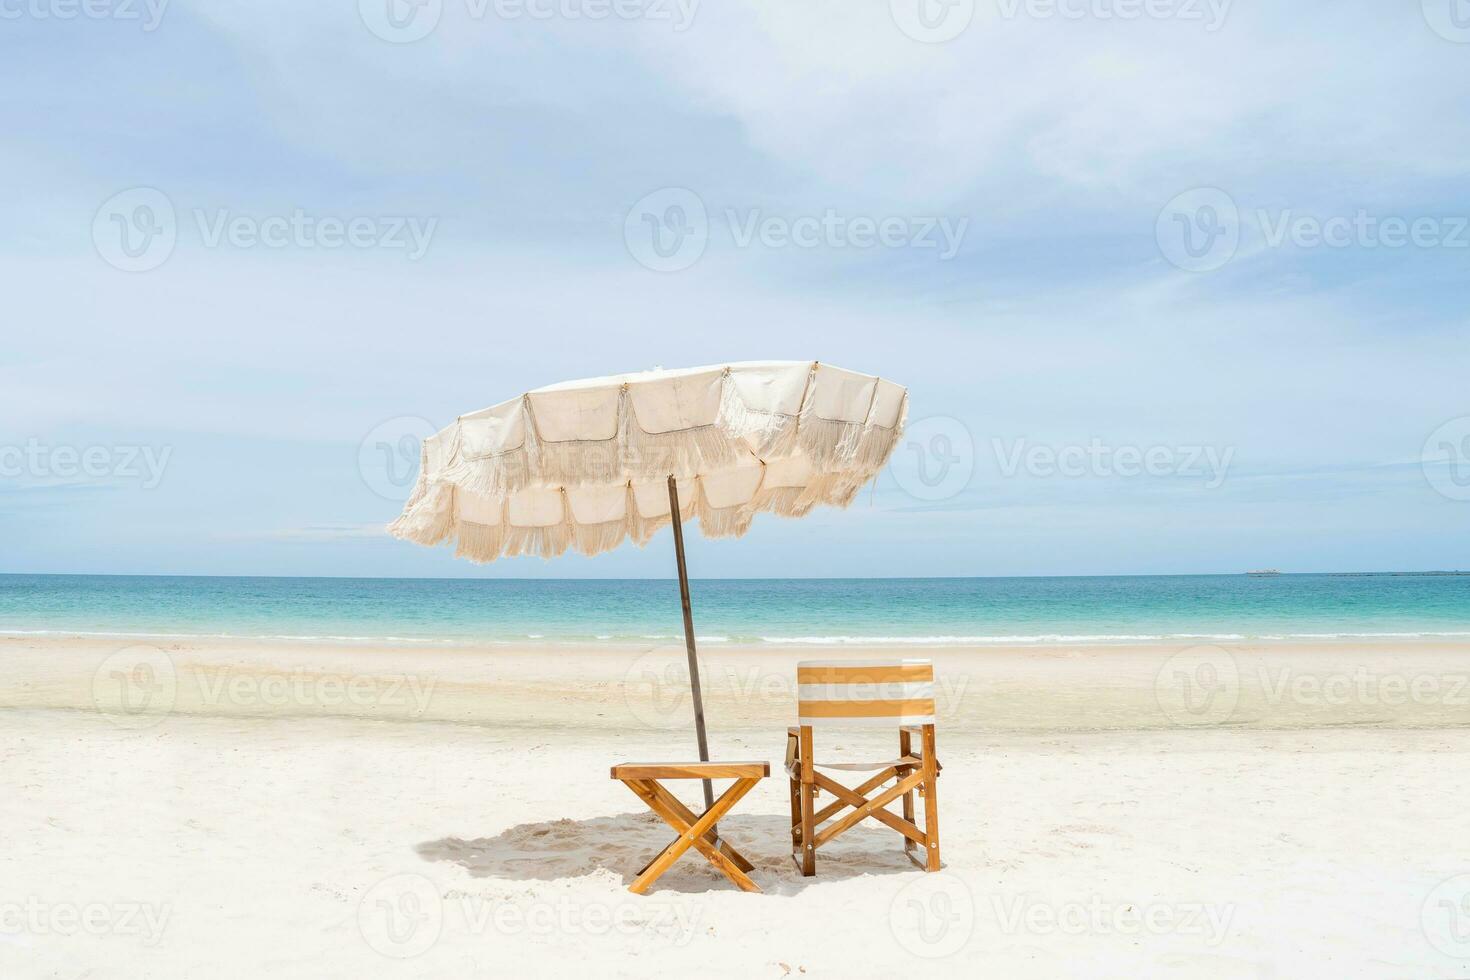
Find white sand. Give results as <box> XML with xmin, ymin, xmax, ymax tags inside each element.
<box><xmin>2</xmin><ymin>635</ymin><xmax>1469</xmax><ymax>978</ymax></box>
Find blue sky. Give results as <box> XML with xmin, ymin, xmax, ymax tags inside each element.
<box><xmin>2</xmin><ymin>0</ymin><xmax>1468</xmax><ymax>578</ymax></box>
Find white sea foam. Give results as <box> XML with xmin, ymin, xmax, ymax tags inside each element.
<box><xmin>752</xmin><ymin>633</ymin><xmax>1250</xmax><ymax>645</ymax></box>
<box><xmin>0</xmin><ymin>629</ymin><xmax>450</xmax><ymax>644</ymax></box>
<box><xmin>5</xmin><ymin>628</ymin><xmax>1469</xmax><ymax>647</ymax></box>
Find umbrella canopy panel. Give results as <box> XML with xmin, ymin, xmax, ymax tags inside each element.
<box><xmin>390</xmin><ymin>361</ymin><xmax>908</xmax><ymax>562</ymax></box>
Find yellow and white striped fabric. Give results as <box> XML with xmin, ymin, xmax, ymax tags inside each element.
<box><xmin>796</xmin><ymin>659</ymin><xmax>936</xmax><ymax>728</ymax></box>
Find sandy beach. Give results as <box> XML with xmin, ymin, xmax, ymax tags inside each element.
<box><xmin>2</xmin><ymin>634</ymin><xmax>1467</xmax><ymax>977</ymax></box>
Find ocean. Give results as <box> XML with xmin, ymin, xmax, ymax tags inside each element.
<box><xmin>0</xmin><ymin>573</ymin><xmax>1467</xmax><ymax>645</ymax></box>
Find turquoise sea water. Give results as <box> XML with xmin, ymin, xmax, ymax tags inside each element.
<box><xmin>0</xmin><ymin>573</ymin><xmax>1467</xmax><ymax>645</ymax></box>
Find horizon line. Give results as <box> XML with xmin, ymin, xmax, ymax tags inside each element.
<box><xmin>1</xmin><ymin>569</ymin><xmax>1465</xmax><ymax>582</ymax></box>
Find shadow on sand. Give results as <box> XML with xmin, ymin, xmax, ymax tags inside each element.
<box><xmin>418</xmin><ymin>811</ymin><xmax>921</xmax><ymax>895</ymax></box>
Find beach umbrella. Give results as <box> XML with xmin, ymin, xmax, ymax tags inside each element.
<box><xmin>389</xmin><ymin>360</ymin><xmax>907</xmax><ymax>808</ymax></box>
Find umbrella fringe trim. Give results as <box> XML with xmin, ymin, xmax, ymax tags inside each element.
<box><xmin>388</xmin><ymin>379</ymin><xmax>909</xmax><ymax>563</ymax></box>
<box><xmin>412</xmin><ymin>476</ymin><xmax>882</xmax><ymax>563</ymax></box>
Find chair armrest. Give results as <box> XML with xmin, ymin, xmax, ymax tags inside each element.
<box><xmin>899</xmin><ymin>726</ymin><xmax>941</xmax><ymax>774</ymax></box>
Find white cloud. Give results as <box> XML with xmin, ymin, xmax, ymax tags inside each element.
<box><xmin>629</xmin><ymin>3</ymin><xmax>1470</xmax><ymax>208</ymax></box>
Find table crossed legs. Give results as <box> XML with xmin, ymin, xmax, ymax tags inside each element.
<box><xmin>610</xmin><ymin>762</ymin><xmax>769</xmax><ymax>894</ymax></box>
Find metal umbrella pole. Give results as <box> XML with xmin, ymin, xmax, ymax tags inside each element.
<box><xmin>666</xmin><ymin>474</ymin><xmax>715</xmax><ymax>814</ymax></box>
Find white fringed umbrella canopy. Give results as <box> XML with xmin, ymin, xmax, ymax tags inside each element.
<box><xmin>388</xmin><ymin>359</ymin><xmax>906</xmax><ymax>810</ymax></box>
<box><xmin>390</xmin><ymin>360</ymin><xmax>907</xmax><ymax>561</ymax></box>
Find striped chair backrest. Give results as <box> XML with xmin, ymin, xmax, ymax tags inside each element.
<box><xmin>796</xmin><ymin>659</ymin><xmax>936</xmax><ymax>728</ymax></box>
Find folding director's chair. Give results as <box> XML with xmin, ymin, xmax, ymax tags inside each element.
<box><xmin>786</xmin><ymin>658</ymin><xmax>941</xmax><ymax>875</ymax></box>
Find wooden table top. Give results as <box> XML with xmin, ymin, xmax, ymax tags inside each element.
<box><xmin>610</xmin><ymin>761</ymin><xmax>770</xmax><ymax>780</ymax></box>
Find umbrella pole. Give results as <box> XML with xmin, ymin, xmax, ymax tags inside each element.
<box><xmin>667</xmin><ymin>475</ymin><xmax>715</xmax><ymax>815</ymax></box>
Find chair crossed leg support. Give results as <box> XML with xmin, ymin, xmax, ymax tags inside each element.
<box><xmin>786</xmin><ymin>724</ymin><xmax>941</xmax><ymax>875</ymax></box>
<box><xmin>611</xmin><ymin>762</ymin><xmax>768</xmax><ymax>894</ymax></box>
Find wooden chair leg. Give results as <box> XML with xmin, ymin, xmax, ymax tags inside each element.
<box><xmin>798</xmin><ymin>780</ymin><xmax>816</xmax><ymax>876</ymax></box>
<box><xmin>798</xmin><ymin>726</ymin><xmax>816</xmax><ymax>876</ymax></box>
<box><xmin>787</xmin><ymin>728</ymin><xmax>802</xmax><ymax>858</ymax></box>
<box><xmin>921</xmin><ymin>724</ymin><xmax>941</xmax><ymax>871</ymax></box>
<box><xmin>899</xmin><ymin>729</ymin><xmax>917</xmax><ymax>860</ymax></box>
<box><xmin>789</xmin><ymin>774</ymin><xmax>801</xmax><ymax>848</ymax></box>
